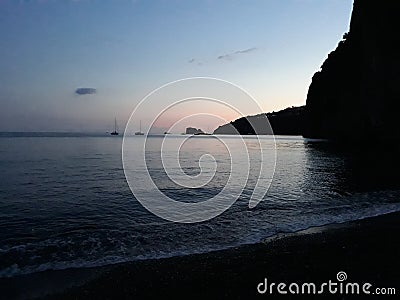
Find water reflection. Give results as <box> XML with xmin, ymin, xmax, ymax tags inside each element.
<box><xmin>304</xmin><ymin>142</ymin><xmax>400</xmax><ymax>194</ymax></box>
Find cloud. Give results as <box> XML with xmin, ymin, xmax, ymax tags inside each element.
<box><xmin>217</xmin><ymin>54</ymin><xmax>232</xmax><ymax>60</ymax></box>
<box><xmin>235</xmin><ymin>47</ymin><xmax>257</xmax><ymax>54</ymax></box>
<box><xmin>75</xmin><ymin>88</ymin><xmax>97</xmax><ymax>95</ymax></box>
<box><xmin>188</xmin><ymin>47</ymin><xmax>257</xmax><ymax>66</ymax></box>
<box><xmin>218</xmin><ymin>47</ymin><xmax>257</xmax><ymax>61</ymax></box>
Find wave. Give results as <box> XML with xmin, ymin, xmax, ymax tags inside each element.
<box><xmin>1</xmin><ymin>195</ymin><xmax>400</xmax><ymax>279</ymax></box>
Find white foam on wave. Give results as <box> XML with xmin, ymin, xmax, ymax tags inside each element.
<box><xmin>1</xmin><ymin>192</ymin><xmax>400</xmax><ymax>279</ymax></box>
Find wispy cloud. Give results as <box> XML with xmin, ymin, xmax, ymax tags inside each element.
<box><xmin>75</xmin><ymin>88</ymin><xmax>96</xmax><ymax>95</ymax></box>
<box><xmin>218</xmin><ymin>47</ymin><xmax>257</xmax><ymax>61</ymax></box>
<box><xmin>188</xmin><ymin>47</ymin><xmax>257</xmax><ymax>66</ymax></box>
<box><xmin>235</xmin><ymin>47</ymin><xmax>257</xmax><ymax>54</ymax></box>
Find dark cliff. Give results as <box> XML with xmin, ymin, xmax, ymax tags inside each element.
<box><xmin>303</xmin><ymin>0</ymin><xmax>400</xmax><ymax>142</ymax></box>
<box><xmin>213</xmin><ymin>106</ymin><xmax>304</xmax><ymax>135</ymax></box>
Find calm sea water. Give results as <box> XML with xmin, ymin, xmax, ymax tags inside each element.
<box><xmin>1</xmin><ymin>134</ymin><xmax>400</xmax><ymax>278</ymax></box>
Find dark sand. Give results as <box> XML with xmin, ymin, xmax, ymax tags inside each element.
<box><xmin>2</xmin><ymin>212</ymin><xmax>400</xmax><ymax>299</ymax></box>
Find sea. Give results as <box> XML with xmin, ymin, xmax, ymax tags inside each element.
<box><xmin>1</xmin><ymin>133</ymin><xmax>400</xmax><ymax>279</ymax></box>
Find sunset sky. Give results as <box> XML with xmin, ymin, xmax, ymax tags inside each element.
<box><xmin>0</xmin><ymin>0</ymin><xmax>353</xmax><ymax>132</ymax></box>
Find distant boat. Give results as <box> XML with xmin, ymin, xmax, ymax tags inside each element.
<box><xmin>110</xmin><ymin>118</ymin><xmax>119</xmax><ymax>136</ymax></box>
<box><xmin>135</xmin><ymin>120</ymin><xmax>144</xmax><ymax>135</ymax></box>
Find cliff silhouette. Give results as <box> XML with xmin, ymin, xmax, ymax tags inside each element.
<box><xmin>213</xmin><ymin>106</ymin><xmax>304</xmax><ymax>135</ymax></box>
<box><xmin>303</xmin><ymin>0</ymin><xmax>400</xmax><ymax>142</ymax></box>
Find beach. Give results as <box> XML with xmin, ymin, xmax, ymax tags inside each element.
<box><xmin>2</xmin><ymin>211</ymin><xmax>398</xmax><ymax>299</ymax></box>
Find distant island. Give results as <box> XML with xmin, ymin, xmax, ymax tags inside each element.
<box><xmin>213</xmin><ymin>106</ymin><xmax>304</xmax><ymax>135</ymax></box>
<box><xmin>303</xmin><ymin>0</ymin><xmax>399</xmax><ymax>143</ymax></box>
<box><xmin>186</xmin><ymin>127</ymin><xmax>205</xmax><ymax>135</ymax></box>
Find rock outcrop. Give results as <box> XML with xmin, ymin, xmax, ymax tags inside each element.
<box><xmin>303</xmin><ymin>0</ymin><xmax>400</xmax><ymax>143</ymax></box>
<box><xmin>186</xmin><ymin>127</ymin><xmax>204</xmax><ymax>135</ymax></box>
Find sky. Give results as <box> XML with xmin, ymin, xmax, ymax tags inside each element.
<box><xmin>0</xmin><ymin>0</ymin><xmax>353</xmax><ymax>133</ymax></box>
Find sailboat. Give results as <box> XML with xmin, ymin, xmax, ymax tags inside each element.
<box><xmin>135</xmin><ymin>120</ymin><xmax>144</xmax><ymax>135</ymax></box>
<box><xmin>110</xmin><ymin>118</ymin><xmax>119</xmax><ymax>135</ymax></box>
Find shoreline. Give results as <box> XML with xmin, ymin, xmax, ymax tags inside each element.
<box><xmin>2</xmin><ymin>211</ymin><xmax>400</xmax><ymax>299</ymax></box>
